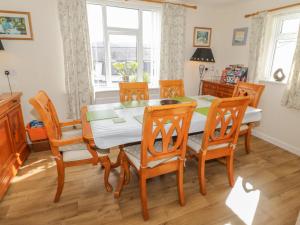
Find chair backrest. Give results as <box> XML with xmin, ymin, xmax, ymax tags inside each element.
<box><xmin>232</xmin><ymin>82</ymin><xmax>265</xmax><ymax>108</ymax></box>
<box><xmin>201</xmin><ymin>97</ymin><xmax>250</xmax><ymax>151</ymax></box>
<box><xmin>140</xmin><ymin>102</ymin><xmax>197</xmax><ymax>168</ymax></box>
<box><xmin>29</xmin><ymin>91</ymin><xmax>62</xmax><ymax>141</ymax></box>
<box><xmin>159</xmin><ymin>80</ymin><xmax>185</xmax><ymax>98</ymax></box>
<box><xmin>119</xmin><ymin>82</ymin><xmax>149</xmax><ymax>102</ymax></box>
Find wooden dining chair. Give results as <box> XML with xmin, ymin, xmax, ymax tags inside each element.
<box><xmin>232</xmin><ymin>82</ymin><xmax>265</xmax><ymax>153</ymax></box>
<box><xmin>114</xmin><ymin>102</ymin><xmax>197</xmax><ymax>220</ymax></box>
<box><xmin>159</xmin><ymin>79</ymin><xmax>185</xmax><ymax>98</ymax></box>
<box><xmin>119</xmin><ymin>82</ymin><xmax>149</xmax><ymax>102</ymax></box>
<box><xmin>29</xmin><ymin>91</ymin><xmax>112</xmax><ymax>202</ymax></box>
<box><xmin>187</xmin><ymin>97</ymin><xmax>250</xmax><ymax>195</ymax></box>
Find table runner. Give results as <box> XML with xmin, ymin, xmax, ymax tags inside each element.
<box><xmin>88</xmin><ymin>96</ymin><xmax>262</xmax><ymax>149</ymax></box>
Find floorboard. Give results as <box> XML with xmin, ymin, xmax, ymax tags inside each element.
<box><xmin>0</xmin><ymin>136</ymin><xmax>300</xmax><ymax>225</ymax></box>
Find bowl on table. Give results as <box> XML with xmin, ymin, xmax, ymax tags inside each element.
<box><xmin>160</xmin><ymin>99</ymin><xmax>180</xmax><ymax>105</ymax></box>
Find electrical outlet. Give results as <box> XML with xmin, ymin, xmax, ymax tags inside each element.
<box><xmin>4</xmin><ymin>70</ymin><xmax>16</xmax><ymax>76</ymax></box>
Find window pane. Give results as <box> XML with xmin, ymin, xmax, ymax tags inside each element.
<box><xmin>281</xmin><ymin>18</ymin><xmax>300</xmax><ymax>34</ymax></box>
<box><xmin>143</xmin><ymin>11</ymin><xmax>153</xmax><ymax>84</ymax></box>
<box><xmin>107</xmin><ymin>6</ymin><xmax>138</xmax><ymax>29</ymax></box>
<box><xmin>110</xmin><ymin>35</ymin><xmax>137</xmax><ymax>83</ymax></box>
<box><xmin>271</xmin><ymin>40</ymin><xmax>297</xmax><ymax>82</ymax></box>
<box><xmin>87</xmin><ymin>4</ymin><xmax>107</xmax><ymax>87</ymax></box>
<box><xmin>143</xmin><ymin>10</ymin><xmax>160</xmax><ymax>86</ymax></box>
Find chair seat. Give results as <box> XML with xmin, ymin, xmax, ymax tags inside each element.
<box><xmin>63</xmin><ymin>149</ymin><xmax>107</xmax><ymax>162</ymax></box>
<box><xmin>59</xmin><ymin>128</ymin><xmax>86</xmax><ymax>152</ymax></box>
<box><xmin>240</xmin><ymin>124</ymin><xmax>249</xmax><ymax>131</ymax></box>
<box><xmin>124</xmin><ymin>142</ymin><xmax>178</xmax><ymax>169</ymax></box>
<box><xmin>187</xmin><ymin>134</ymin><xmax>229</xmax><ymax>153</ymax></box>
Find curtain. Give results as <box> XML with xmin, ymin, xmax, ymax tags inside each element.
<box><xmin>58</xmin><ymin>0</ymin><xmax>94</xmax><ymax>119</ymax></box>
<box><xmin>248</xmin><ymin>12</ymin><xmax>268</xmax><ymax>82</ymax></box>
<box><xmin>160</xmin><ymin>3</ymin><xmax>186</xmax><ymax>80</ymax></box>
<box><xmin>281</xmin><ymin>24</ymin><xmax>300</xmax><ymax>110</ymax></box>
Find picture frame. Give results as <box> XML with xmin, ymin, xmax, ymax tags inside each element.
<box><xmin>0</xmin><ymin>10</ymin><xmax>33</xmax><ymax>40</ymax></box>
<box><xmin>232</xmin><ymin>27</ymin><xmax>248</xmax><ymax>46</ymax></box>
<box><xmin>193</xmin><ymin>27</ymin><xmax>212</xmax><ymax>47</ymax></box>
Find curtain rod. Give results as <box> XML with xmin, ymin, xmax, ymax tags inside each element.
<box><xmin>245</xmin><ymin>3</ymin><xmax>300</xmax><ymax>18</ymax></box>
<box><xmin>124</xmin><ymin>0</ymin><xmax>197</xmax><ymax>9</ymax></box>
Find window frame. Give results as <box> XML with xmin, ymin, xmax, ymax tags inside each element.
<box><xmin>87</xmin><ymin>0</ymin><xmax>162</xmax><ymax>91</ymax></box>
<box><xmin>265</xmin><ymin>11</ymin><xmax>300</xmax><ymax>83</ymax></box>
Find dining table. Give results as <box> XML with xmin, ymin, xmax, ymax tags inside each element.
<box><xmin>81</xmin><ymin>95</ymin><xmax>262</xmax><ymax>152</ymax></box>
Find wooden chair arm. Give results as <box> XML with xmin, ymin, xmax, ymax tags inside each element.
<box><xmin>59</xmin><ymin>119</ymin><xmax>81</xmax><ymax>127</ymax></box>
<box><xmin>50</xmin><ymin>136</ymin><xmax>84</xmax><ymax>147</ymax></box>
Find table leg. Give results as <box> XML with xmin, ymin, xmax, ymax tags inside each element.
<box><xmin>111</xmin><ymin>145</ymin><xmax>123</xmax><ymax>168</ymax></box>
<box><xmin>99</xmin><ymin>156</ymin><xmax>113</xmax><ymax>192</ymax></box>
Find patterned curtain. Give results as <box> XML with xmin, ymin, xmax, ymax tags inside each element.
<box><xmin>58</xmin><ymin>0</ymin><xmax>94</xmax><ymax>119</ymax></box>
<box><xmin>248</xmin><ymin>12</ymin><xmax>268</xmax><ymax>82</ymax></box>
<box><xmin>281</xmin><ymin>24</ymin><xmax>300</xmax><ymax>110</ymax></box>
<box><xmin>160</xmin><ymin>3</ymin><xmax>186</xmax><ymax>80</ymax></box>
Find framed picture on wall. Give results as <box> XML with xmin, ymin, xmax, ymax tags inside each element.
<box><xmin>0</xmin><ymin>10</ymin><xmax>33</xmax><ymax>40</ymax></box>
<box><xmin>232</xmin><ymin>27</ymin><xmax>248</xmax><ymax>46</ymax></box>
<box><xmin>193</xmin><ymin>27</ymin><xmax>212</xmax><ymax>47</ymax></box>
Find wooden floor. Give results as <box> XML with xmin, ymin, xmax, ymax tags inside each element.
<box><xmin>1</xmin><ymin>136</ymin><xmax>300</xmax><ymax>225</ymax></box>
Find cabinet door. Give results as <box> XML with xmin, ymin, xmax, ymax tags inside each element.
<box><xmin>8</xmin><ymin>106</ymin><xmax>27</xmax><ymax>153</ymax></box>
<box><xmin>0</xmin><ymin>116</ymin><xmax>14</xmax><ymax>172</ymax></box>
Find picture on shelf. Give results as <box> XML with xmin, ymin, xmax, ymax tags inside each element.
<box><xmin>220</xmin><ymin>65</ymin><xmax>248</xmax><ymax>84</ymax></box>
<box><xmin>193</xmin><ymin>27</ymin><xmax>212</xmax><ymax>47</ymax></box>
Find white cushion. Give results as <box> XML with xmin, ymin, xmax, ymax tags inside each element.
<box><xmin>187</xmin><ymin>133</ymin><xmax>229</xmax><ymax>153</ymax></box>
<box><xmin>62</xmin><ymin>149</ymin><xmax>106</xmax><ymax>162</ymax></box>
<box><xmin>124</xmin><ymin>142</ymin><xmax>178</xmax><ymax>169</ymax></box>
<box><xmin>59</xmin><ymin>128</ymin><xmax>86</xmax><ymax>152</ymax></box>
<box><xmin>240</xmin><ymin>124</ymin><xmax>249</xmax><ymax>131</ymax></box>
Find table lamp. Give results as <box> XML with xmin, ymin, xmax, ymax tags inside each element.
<box><xmin>190</xmin><ymin>48</ymin><xmax>215</xmax><ymax>95</ymax></box>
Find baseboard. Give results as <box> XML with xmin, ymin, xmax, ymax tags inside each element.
<box><xmin>252</xmin><ymin>129</ymin><xmax>300</xmax><ymax>156</ymax></box>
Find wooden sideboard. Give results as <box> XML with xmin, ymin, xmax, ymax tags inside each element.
<box><xmin>0</xmin><ymin>93</ymin><xmax>29</xmax><ymax>199</ymax></box>
<box><xmin>202</xmin><ymin>80</ymin><xmax>236</xmax><ymax>98</ymax></box>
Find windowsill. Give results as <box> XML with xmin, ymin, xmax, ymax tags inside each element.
<box><xmin>95</xmin><ymin>85</ymin><xmax>159</xmax><ymax>93</ymax></box>
<box><xmin>259</xmin><ymin>80</ymin><xmax>287</xmax><ymax>86</ymax></box>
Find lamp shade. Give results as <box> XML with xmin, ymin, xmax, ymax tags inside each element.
<box><xmin>190</xmin><ymin>48</ymin><xmax>215</xmax><ymax>62</ymax></box>
<box><xmin>0</xmin><ymin>40</ymin><xmax>4</xmax><ymax>50</ymax></box>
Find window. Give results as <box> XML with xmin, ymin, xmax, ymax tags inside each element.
<box><xmin>87</xmin><ymin>2</ymin><xmax>161</xmax><ymax>90</ymax></box>
<box><xmin>266</xmin><ymin>12</ymin><xmax>300</xmax><ymax>82</ymax></box>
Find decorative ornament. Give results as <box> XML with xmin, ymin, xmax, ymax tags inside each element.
<box><xmin>273</xmin><ymin>68</ymin><xmax>286</xmax><ymax>82</ymax></box>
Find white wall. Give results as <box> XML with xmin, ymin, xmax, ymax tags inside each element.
<box><xmin>208</xmin><ymin>0</ymin><xmax>300</xmax><ymax>154</ymax></box>
<box><xmin>0</xmin><ymin>0</ymin><xmax>67</xmax><ymax>123</ymax></box>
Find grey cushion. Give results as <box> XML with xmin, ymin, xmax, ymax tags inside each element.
<box><xmin>124</xmin><ymin>142</ymin><xmax>178</xmax><ymax>169</ymax></box>
<box><xmin>188</xmin><ymin>133</ymin><xmax>229</xmax><ymax>153</ymax></box>
<box><xmin>63</xmin><ymin>150</ymin><xmax>106</xmax><ymax>162</ymax></box>
<box><xmin>240</xmin><ymin>124</ymin><xmax>249</xmax><ymax>131</ymax></box>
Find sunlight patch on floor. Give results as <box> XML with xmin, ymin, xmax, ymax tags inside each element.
<box><xmin>225</xmin><ymin>176</ymin><xmax>260</xmax><ymax>225</ymax></box>
<box><xmin>12</xmin><ymin>164</ymin><xmax>55</xmax><ymax>183</ymax></box>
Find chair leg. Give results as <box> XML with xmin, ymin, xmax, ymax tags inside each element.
<box><xmin>100</xmin><ymin>156</ymin><xmax>113</xmax><ymax>192</ymax></box>
<box><xmin>245</xmin><ymin>128</ymin><xmax>252</xmax><ymax>154</ymax></box>
<box><xmin>114</xmin><ymin>151</ymin><xmax>126</xmax><ymax>199</ymax></box>
<box><xmin>226</xmin><ymin>151</ymin><xmax>234</xmax><ymax>187</ymax></box>
<box><xmin>198</xmin><ymin>152</ymin><xmax>207</xmax><ymax>195</ymax></box>
<box><xmin>54</xmin><ymin>160</ymin><xmax>65</xmax><ymax>202</ymax></box>
<box><xmin>177</xmin><ymin>161</ymin><xmax>185</xmax><ymax>206</ymax></box>
<box><xmin>140</xmin><ymin>171</ymin><xmax>149</xmax><ymax>221</ymax></box>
